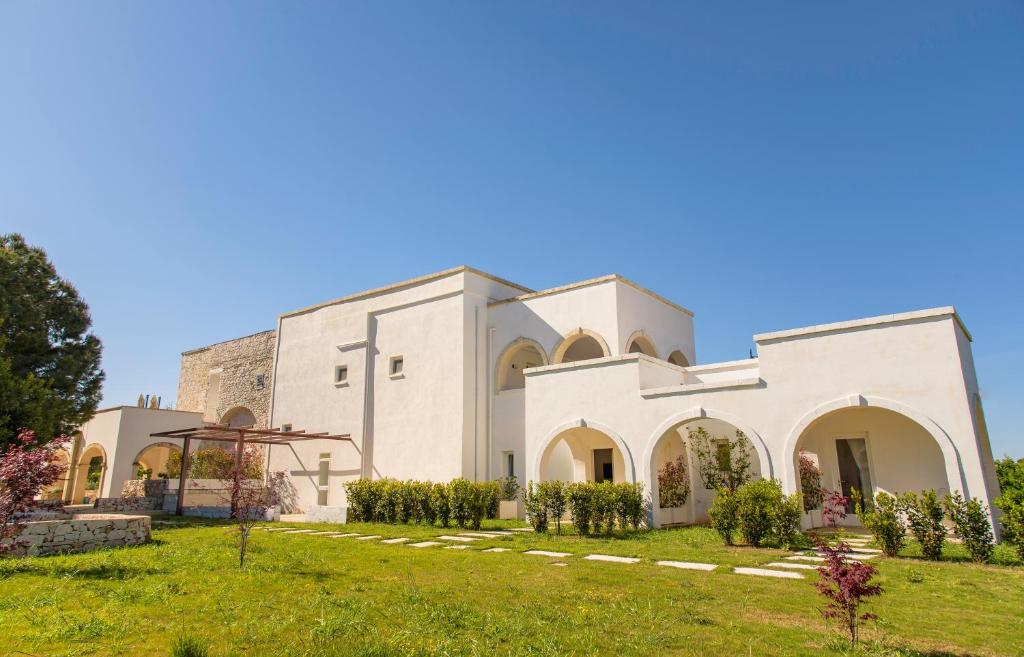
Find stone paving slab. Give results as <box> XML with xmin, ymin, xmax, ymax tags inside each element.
<box><xmin>408</xmin><ymin>541</ymin><xmax>443</xmax><ymax>548</ymax></box>
<box><xmin>767</xmin><ymin>562</ymin><xmax>818</xmax><ymax>570</ymax></box>
<box><xmin>806</xmin><ymin>551</ymin><xmax>876</xmax><ymax>560</ymax></box>
<box><xmin>584</xmin><ymin>554</ymin><xmax>640</xmax><ymax>564</ymax></box>
<box><xmin>330</xmin><ymin>533</ymin><xmax>361</xmax><ymax>538</ymax></box>
<box><xmin>355</xmin><ymin>535</ymin><xmax>382</xmax><ymax>540</ymax></box>
<box><xmin>734</xmin><ymin>567</ymin><xmax>804</xmax><ymax>579</ymax></box>
<box><xmin>550</xmin><ymin>562</ymin><xmax>568</xmax><ymax>567</ymax></box>
<box><xmin>509</xmin><ymin>528</ymin><xmax>535</xmax><ymax>532</ymax></box>
<box><xmin>437</xmin><ymin>535</ymin><xmax>479</xmax><ymax>542</ymax></box>
<box><xmin>306</xmin><ymin>531</ymin><xmax>333</xmax><ymax>536</ymax></box>
<box><xmin>381</xmin><ymin>537</ymin><xmax>410</xmax><ymax>544</ymax></box>
<box><xmin>524</xmin><ymin>550</ymin><xmax>572</xmax><ymax>558</ymax></box>
<box><xmin>445</xmin><ymin>545</ymin><xmax>470</xmax><ymax>550</ymax></box>
<box><xmin>267</xmin><ymin>528</ymin><xmax>294</xmax><ymax>532</ymax></box>
<box><xmin>786</xmin><ymin>555</ymin><xmax>825</xmax><ymax>562</ymax></box>
<box><xmin>483</xmin><ymin>547</ymin><xmax>511</xmax><ymax>552</ymax></box>
<box><xmin>655</xmin><ymin>560</ymin><xmax>718</xmax><ymax>571</ymax></box>
<box><xmin>460</xmin><ymin>532</ymin><xmax>509</xmax><ymax>538</ymax></box>
<box><xmin>284</xmin><ymin>529</ymin><xmax>316</xmax><ymax>534</ymax></box>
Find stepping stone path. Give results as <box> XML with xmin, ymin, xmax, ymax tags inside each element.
<box><xmin>550</xmin><ymin>562</ymin><xmax>568</xmax><ymax>567</ymax></box>
<box><xmin>284</xmin><ymin>529</ymin><xmax>315</xmax><ymax>534</ymax></box>
<box><xmin>381</xmin><ymin>538</ymin><xmax>410</xmax><ymax>544</ymax></box>
<box><xmin>446</xmin><ymin>545</ymin><xmax>470</xmax><ymax>550</ymax></box>
<box><xmin>786</xmin><ymin>555</ymin><xmax>825</xmax><ymax>562</ymax></box>
<box><xmin>331</xmin><ymin>533</ymin><xmax>360</xmax><ymax>538</ymax></box>
<box><xmin>584</xmin><ymin>554</ymin><xmax>640</xmax><ymax>564</ymax></box>
<box><xmin>483</xmin><ymin>547</ymin><xmax>510</xmax><ymax>552</ymax></box>
<box><xmin>524</xmin><ymin>550</ymin><xmax>571</xmax><ymax>558</ymax></box>
<box><xmin>408</xmin><ymin>541</ymin><xmax>443</xmax><ymax>548</ymax></box>
<box><xmin>734</xmin><ymin>567</ymin><xmax>804</xmax><ymax>580</ymax></box>
<box><xmin>460</xmin><ymin>532</ymin><xmax>510</xmax><ymax>538</ymax></box>
<box><xmin>437</xmin><ymin>535</ymin><xmax>479</xmax><ymax>542</ymax></box>
<box><xmin>656</xmin><ymin>560</ymin><xmax>717</xmax><ymax>571</ymax></box>
<box><xmin>767</xmin><ymin>562</ymin><xmax>818</xmax><ymax>570</ymax></box>
<box><xmin>356</xmin><ymin>535</ymin><xmax>382</xmax><ymax>541</ymax></box>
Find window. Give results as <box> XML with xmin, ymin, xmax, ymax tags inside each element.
<box><xmin>317</xmin><ymin>453</ymin><xmax>330</xmax><ymax>505</ymax></box>
<box><xmin>503</xmin><ymin>451</ymin><xmax>515</xmax><ymax>478</ymax></box>
<box><xmin>334</xmin><ymin>365</ymin><xmax>348</xmax><ymax>385</ymax></box>
<box><xmin>281</xmin><ymin>424</ymin><xmax>292</xmax><ymax>432</ymax></box>
<box><xmin>254</xmin><ymin>374</ymin><xmax>266</xmax><ymax>390</ymax></box>
<box><xmin>389</xmin><ymin>356</ymin><xmax>404</xmax><ymax>377</ymax></box>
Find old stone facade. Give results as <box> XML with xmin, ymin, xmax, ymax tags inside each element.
<box><xmin>176</xmin><ymin>330</ymin><xmax>276</xmax><ymax>428</ymax></box>
<box><xmin>1</xmin><ymin>515</ymin><xmax>151</xmax><ymax>557</ymax></box>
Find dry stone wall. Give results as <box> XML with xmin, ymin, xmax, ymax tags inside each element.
<box><xmin>1</xmin><ymin>514</ymin><xmax>151</xmax><ymax>557</ymax></box>
<box><xmin>176</xmin><ymin>330</ymin><xmax>276</xmax><ymax>428</ymax></box>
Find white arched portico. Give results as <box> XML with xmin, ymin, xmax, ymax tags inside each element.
<box><xmin>782</xmin><ymin>394</ymin><xmax>966</xmax><ymax>500</ymax></box>
<box><xmin>531</xmin><ymin>418</ymin><xmax>635</xmax><ymax>485</ymax></box>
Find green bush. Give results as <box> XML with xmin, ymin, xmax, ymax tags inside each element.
<box><xmin>447</xmin><ymin>478</ymin><xmax>474</xmax><ymax>528</ymax></box>
<box><xmin>944</xmin><ymin>492</ymin><xmax>994</xmax><ymax>563</ymax></box>
<box><xmin>430</xmin><ymin>482</ymin><xmax>451</xmax><ymax>528</ymax></box>
<box><xmin>375</xmin><ymin>479</ymin><xmax>401</xmax><ymax>523</ymax></box>
<box><xmin>615</xmin><ymin>482</ymin><xmax>649</xmax><ymax>531</ymax></box>
<box><xmin>566</xmin><ymin>482</ymin><xmax>594</xmax><ymax>536</ymax></box>
<box><xmin>593</xmin><ymin>482</ymin><xmax>619</xmax><ymax>534</ymax></box>
<box><xmin>998</xmin><ymin>502</ymin><xmax>1024</xmax><ymax>562</ymax></box>
<box><xmin>857</xmin><ymin>491</ymin><xmax>906</xmax><ymax>557</ymax></box>
<box><xmin>774</xmin><ymin>488</ymin><xmax>803</xmax><ymax>548</ymax></box>
<box><xmin>539</xmin><ymin>480</ymin><xmax>567</xmax><ymax>534</ymax></box>
<box><xmin>343</xmin><ymin>478</ymin><xmax>376</xmax><ymax>522</ymax></box>
<box><xmin>707</xmin><ymin>487</ymin><xmax>739</xmax><ymax>545</ymax></box>
<box><xmin>900</xmin><ymin>490</ymin><xmax>947</xmax><ymax>560</ymax></box>
<box><xmin>994</xmin><ymin>457</ymin><xmax>1024</xmax><ymax>561</ymax></box>
<box><xmin>523</xmin><ymin>481</ymin><xmax>549</xmax><ymax>533</ymax></box>
<box><xmin>416</xmin><ymin>481</ymin><xmax>436</xmax><ymax>525</ymax></box>
<box><xmin>483</xmin><ymin>480</ymin><xmax>501</xmax><ymax>519</ymax></box>
<box><xmin>497</xmin><ymin>475</ymin><xmax>520</xmax><ymax>501</ymax></box>
<box><xmin>735</xmin><ymin>479</ymin><xmax>780</xmax><ymax>547</ymax></box>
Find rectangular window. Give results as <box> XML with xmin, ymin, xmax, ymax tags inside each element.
<box><xmin>317</xmin><ymin>453</ymin><xmax>330</xmax><ymax>505</ymax></box>
<box><xmin>334</xmin><ymin>365</ymin><xmax>348</xmax><ymax>384</ymax></box>
<box><xmin>254</xmin><ymin>374</ymin><xmax>266</xmax><ymax>390</ymax></box>
<box><xmin>505</xmin><ymin>452</ymin><xmax>515</xmax><ymax>478</ymax></box>
<box><xmin>281</xmin><ymin>424</ymin><xmax>292</xmax><ymax>432</ymax></box>
<box><xmin>389</xmin><ymin>356</ymin><xmax>404</xmax><ymax>377</ymax></box>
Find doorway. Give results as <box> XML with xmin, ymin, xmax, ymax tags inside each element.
<box><xmin>593</xmin><ymin>448</ymin><xmax>613</xmax><ymax>483</ymax></box>
<box><xmin>836</xmin><ymin>437</ymin><xmax>873</xmax><ymax>513</ymax></box>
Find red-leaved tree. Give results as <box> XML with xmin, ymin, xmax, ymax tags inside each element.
<box><xmin>815</xmin><ymin>540</ymin><xmax>882</xmax><ymax>647</ymax></box>
<box><xmin>821</xmin><ymin>489</ymin><xmax>849</xmax><ymax>529</ymax></box>
<box><xmin>1</xmin><ymin>430</ymin><xmax>68</xmax><ymax>550</ymax></box>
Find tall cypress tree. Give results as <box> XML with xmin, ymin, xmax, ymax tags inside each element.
<box><xmin>0</xmin><ymin>234</ymin><xmax>103</xmax><ymax>451</ymax></box>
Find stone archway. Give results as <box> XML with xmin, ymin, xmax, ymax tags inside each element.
<box><xmin>551</xmin><ymin>329</ymin><xmax>610</xmax><ymax>364</ymax></box>
<box><xmin>624</xmin><ymin>330</ymin><xmax>659</xmax><ymax>359</ymax></box>
<box><xmin>220</xmin><ymin>406</ymin><xmax>257</xmax><ymax>428</ymax></box>
<box><xmin>71</xmin><ymin>443</ymin><xmax>107</xmax><ymax>503</ymax></box>
<box><xmin>495</xmin><ymin>337</ymin><xmax>549</xmax><ymax>391</ymax></box>
<box><xmin>132</xmin><ymin>442</ymin><xmax>182</xmax><ymax>480</ymax></box>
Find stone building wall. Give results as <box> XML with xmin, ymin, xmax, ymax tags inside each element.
<box><xmin>176</xmin><ymin>330</ymin><xmax>276</xmax><ymax>428</ymax></box>
<box><xmin>1</xmin><ymin>515</ymin><xmax>151</xmax><ymax>557</ymax></box>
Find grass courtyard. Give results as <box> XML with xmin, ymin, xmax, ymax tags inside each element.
<box><xmin>0</xmin><ymin>519</ymin><xmax>1021</xmax><ymax>657</ymax></box>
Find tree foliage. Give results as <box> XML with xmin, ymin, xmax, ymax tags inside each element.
<box><xmin>690</xmin><ymin>427</ymin><xmax>752</xmax><ymax>492</ymax></box>
<box><xmin>0</xmin><ymin>234</ymin><xmax>103</xmax><ymax>451</ymax></box>
<box><xmin>1</xmin><ymin>429</ymin><xmax>68</xmax><ymax>550</ymax></box>
<box><xmin>815</xmin><ymin>540</ymin><xmax>883</xmax><ymax>647</ymax></box>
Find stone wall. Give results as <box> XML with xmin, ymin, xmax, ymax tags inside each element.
<box><xmin>94</xmin><ymin>496</ymin><xmax>161</xmax><ymax>512</ymax></box>
<box><xmin>1</xmin><ymin>514</ymin><xmax>151</xmax><ymax>557</ymax></box>
<box><xmin>176</xmin><ymin>330</ymin><xmax>276</xmax><ymax>428</ymax></box>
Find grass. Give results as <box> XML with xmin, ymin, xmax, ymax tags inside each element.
<box><xmin>0</xmin><ymin>518</ymin><xmax>1021</xmax><ymax>657</ymax></box>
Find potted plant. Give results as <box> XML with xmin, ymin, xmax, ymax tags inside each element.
<box><xmin>498</xmin><ymin>476</ymin><xmax>520</xmax><ymax>519</ymax></box>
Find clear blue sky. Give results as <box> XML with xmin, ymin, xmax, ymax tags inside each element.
<box><xmin>2</xmin><ymin>3</ymin><xmax>1021</xmax><ymax>458</ymax></box>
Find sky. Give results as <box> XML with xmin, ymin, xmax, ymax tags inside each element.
<box><xmin>1</xmin><ymin>2</ymin><xmax>1022</xmax><ymax>458</ymax></box>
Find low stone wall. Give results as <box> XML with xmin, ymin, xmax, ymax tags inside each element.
<box><xmin>15</xmin><ymin>500</ymin><xmax>72</xmax><ymax>521</ymax></box>
<box><xmin>1</xmin><ymin>514</ymin><xmax>151</xmax><ymax>557</ymax></box>
<box><xmin>94</xmin><ymin>496</ymin><xmax>162</xmax><ymax>513</ymax></box>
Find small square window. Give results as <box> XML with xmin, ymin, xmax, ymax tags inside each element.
<box><xmin>389</xmin><ymin>356</ymin><xmax>404</xmax><ymax>377</ymax></box>
<box><xmin>254</xmin><ymin>374</ymin><xmax>266</xmax><ymax>390</ymax></box>
<box><xmin>334</xmin><ymin>365</ymin><xmax>348</xmax><ymax>385</ymax></box>
<box><xmin>282</xmin><ymin>424</ymin><xmax>292</xmax><ymax>432</ymax></box>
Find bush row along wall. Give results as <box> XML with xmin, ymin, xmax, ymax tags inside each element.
<box><xmin>1</xmin><ymin>515</ymin><xmax>151</xmax><ymax>557</ymax></box>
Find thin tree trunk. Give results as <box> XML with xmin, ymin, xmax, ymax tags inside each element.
<box><xmin>239</xmin><ymin>526</ymin><xmax>249</xmax><ymax>567</ymax></box>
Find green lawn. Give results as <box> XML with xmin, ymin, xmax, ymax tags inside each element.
<box><xmin>1</xmin><ymin>519</ymin><xmax>1021</xmax><ymax>657</ymax></box>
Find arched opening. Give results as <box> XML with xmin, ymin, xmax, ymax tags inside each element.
<box><xmin>552</xmin><ymin>329</ymin><xmax>609</xmax><ymax>364</ymax></box>
<box><xmin>133</xmin><ymin>442</ymin><xmax>182</xmax><ymax>480</ymax></box>
<box><xmin>40</xmin><ymin>449</ymin><xmax>71</xmax><ymax>501</ymax></box>
<box><xmin>625</xmin><ymin>331</ymin><xmax>658</xmax><ymax>358</ymax></box>
<box><xmin>496</xmin><ymin>338</ymin><xmax>548</xmax><ymax>391</ymax></box>
<box><xmin>71</xmin><ymin>444</ymin><xmax>106</xmax><ymax>504</ymax></box>
<box><xmin>538</xmin><ymin>426</ymin><xmax>631</xmax><ymax>484</ymax></box>
<box><xmin>667</xmin><ymin>350</ymin><xmax>690</xmax><ymax>367</ymax></box>
<box><xmin>793</xmin><ymin>405</ymin><xmax>952</xmax><ymax>528</ymax></box>
<box><xmin>647</xmin><ymin>417</ymin><xmax>764</xmax><ymax>527</ymax></box>
<box><xmin>220</xmin><ymin>406</ymin><xmax>257</xmax><ymax>428</ymax></box>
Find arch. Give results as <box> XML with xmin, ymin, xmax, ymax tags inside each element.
<box><xmin>132</xmin><ymin>442</ymin><xmax>182</xmax><ymax>479</ymax></box>
<box><xmin>782</xmin><ymin>394</ymin><xmax>966</xmax><ymax>498</ymax></box>
<box><xmin>495</xmin><ymin>337</ymin><xmax>549</xmax><ymax>391</ymax></box>
<box><xmin>666</xmin><ymin>350</ymin><xmax>690</xmax><ymax>367</ymax></box>
<box><xmin>624</xmin><ymin>330</ymin><xmax>659</xmax><ymax>359</ymax></box>
<box><xmin>531</xmin><ymin>418</ymin><xmax>635</xmax><ymax>484</ymax></box>
<box><xmin>40</xmin><ymin>449</ymin><xmax>71</xmax><ymax>500</ymax></box>
<box><xmin>551</xmin><ymin>328</ymin><xmax>610</xmax><ymax>364</ymax></box>
<box><xmin>71</xmin><ymin>443</ymin><xmax>107</xmax><ymax>503</ymax></box>
<box><xmin>220</xmin><ymin>406</ymin><xmax>257</xmax><ymax>428</ymax></box>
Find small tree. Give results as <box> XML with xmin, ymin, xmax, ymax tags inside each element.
<box><xmin>799</xmin><ymin>454</ymin><xmax>823</xmax><ymax>511</ymax></box>
<box><xmin>691</xmin><ymin>427</ymin><xmax>752</xmax><ymax>492</ymax></box>
<box><xmin>219</xmin><ymin>468</ymin><xmax>286</xmax><ymax>567</ymax></box>
<box><xmin>900</xmin><ymin>490</ymin><xmax>946</xmax><ymax>561</ymax></box>
<box><xmin>497</xmin><ymin>475</ymin><xmax>519</xmax><ymax>501</ymax></box>
<box><xmin>1</xmin><ymin>430</ymin><xmax>68</xmax><ymax>551</ymax></box>
<box><xmin>943</xmin><ymin>492</ymin><xmax>994</xmax><ymax>563</ymax></box>
<box><xmin>566</xmin><ymin>482</ymin><xmax>594</xmax><ymax>536</ymax></box>
<box><xmin>657</xmin><ymin>454</ymin><xmax>691</xmax><ymax>509</ymax></box>
<box><xmin>815</xmin><ymin>541</ymin><xmax>882</xmax><ymax>647</ymax></box>
<box><xmin>522</xmin><ymin>482</ymin><xmax>549</xmax><ymax>533</ymax></box>
<box><xmin>821</xmin><ymin>489</ymin><xmax>849</xmax><ymax>529</ymax></box>
<box><xmin>707</xmin><ymin>486</ymin><xmax>740</xmax><ymax>545</ymax></box>
<box><xmin>856</xmin><ymin>491</ymin><xmax>906</xmax><ymax>557</ymax></box>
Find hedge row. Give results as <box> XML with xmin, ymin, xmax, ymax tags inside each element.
<box><xmin>523</xmin><ymin>480</ymin><xmax>649</xmax><ymax>535</ymax></box>
<box><xmin>343</xmin><ymin>478</ymin><xmax>501</xmax><ymax>529</ymax></box>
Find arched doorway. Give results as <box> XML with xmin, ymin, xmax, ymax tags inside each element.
<box><xmin>40</xmin><ymin>449</ymin><xmax>71</xmax><ymax>501</ymax></box>
<box><xmin>645</xmin><ymin>415</ymin><xmax>766</xmax><ymax>527</ymax></box>
<box><xmin>220</xmin><ymin>406</ymin><xmax>257</xmax><ymax>428</ymax></box>
<box><xmin>71</xmin><ymin>444</ymin><xmax>107</xmax><ymax>504</ymax></box>
<box><xmin>666</xmin><ymin>350</ymin><xmax>690</xmax><ymax>367</ymax></box>
<box><xmin>496</xmin><ymin>338</ymin><xmax>548</xmax><ymax>391</ymax></box>
<box><xmin>536</xmin><ymin>422</ymin><xmax>634</xmax><ymax>484</ymax></box>
<box><xmin>551</xmin><ymin>329</ymin><xmax>610</xmax><ymax>364</ymax></box>
<box><xmin>625</xmin><ymin>331</ymin><xmax>658</xmax><ymax>358</ymax></box>
<box><xmin>133</xmin><ymin>442</ymin><xmax>182</xmax><ymax>480</ymax></box>
<box><xmin>792</xmin><ymin>404</ymin><xmax>955</xmax><ymax>528</ymax></box>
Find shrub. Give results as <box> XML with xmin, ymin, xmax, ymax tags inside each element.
<box><xmin>799</xmin><ymin>453</ymin><xmax>823</xmax><ymax>511</ymax></box>
<box><xmin>994</xmin><ymin>457</ymin><xmax>1024</xmax><ymax>562</ymax></box>
<box><xmin>815</xmin><ymin>541</ymin><xmax>882</xmax><ymax>648</ymax></box>
<box><xmin>170</xmin><ymin>635</ymin><xmax>210</xmax><ymax>657</ymax></box>
<box><xmin>1</xmin><ymin>430</ymin><xmax>69</xmax><ymax>550</ymax></box>
<box><xmin>397</xmin><ymin>481</ymin><xmax>419</xmax><ymax>524</ymax></box>
<box><xmin>900</xmin><ymin>490</ymin><xmax>946</xmax><ymax>560</ymax></box>
<box><xmin>497</xmin><ymin>475</ymin><xmax>520</xmax><ymax>501</ymax></box>
<box><xmin>468</xmin><ymin>484</ymin><xmax>488</xmax><ymax>530</ymax></box>
<box><xmin>657</xmin><ymin>454</ymin><xmax>690</xmax><ymax>508</ymax></box>
<box><xmin>343</xmin><ymin>479</ymin><xmax>375</xmax><ymax>522</ymax></box>
<box><xmin>374</xmin><ymin>479</ymin><xmax>401</xmax><ymax>524</ymax></box>
<box><xmin>690</xmin><ymin>427</ymin><xmax>753</xmax><ymax>492</ymax></box>
<box><xmin>857</xmin><ymin>491</ymin><xmax>906</xmax><ymax>557</ymax></box>
<box><xmin>566</xmin><ymin>482</ymin><xmax>594</xmax><ymax>536</ymax></box>
<box><xmin>707</xmin><ymin>486</ymin><xmax>739</xmax><ymax>545</ymax></box>
<box><xmin>523</xmin><ymin>481</ymin><xmax>549</xmax><ymax>533</ymax></box>
<box><xmin>616</xmin><ymin>482</ymin><xmax>649</xmax><ymax>531</ymax></box>
<box><xmin>943</xmin><ymin>492</ymin><xmax>994</xmax><ymax>563</ymax></box>
<box><xmin>483</xmin><ymin>480</ymin><xmax>501</xmax><ymax>519</ymax></box>
<box><xmin>540</xmin><ymin>480</ymin><xmax>567</xmax><ymax>534</ymax></box>
<box><xmin>430</xmin><ymin>482</ymin><xmax>451</xmax><ymax>528</ymax></box>
<box><xmin>416</xmin><ymin>481</ymin><xmax>436</xmax><ymax>525</ymax></box>
<box><xmin>735</xmin><ymin>479</ymin><xmax>783</xmax><ymax>547</ymax></box>
<box><xmin>448</xmin><ymin>478</ymin><xmax>474</xmax><ymax>528</ymax></box>
<box><xmin>821</xmin><ymin>489</ymin><xmax>849</xmax><ymax>529</ymax></box>
<box><xmin>592</xmin><ymin>482</ymin><xmax>619</xmax><ymax>534</ymax></box>
<box><xmin>774</xmin><ymin>489</ymin><xmax>804</xmax><ymax>548</ymax></box>
<box><xmin>997</xmin><ymin>502</ymin><xmax>1024</xmax><ymax>562</ymax></box>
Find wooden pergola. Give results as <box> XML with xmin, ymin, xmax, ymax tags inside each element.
<box><xmin>149</xmin><ymin>425</ymin><xmax>352</xmax><ymax>515</ymax></box>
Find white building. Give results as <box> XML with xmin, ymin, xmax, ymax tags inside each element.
<box><xmin>77</xmin><ymin>266</ymin><xmax>1002</xmax><ymax>529</ymax></box>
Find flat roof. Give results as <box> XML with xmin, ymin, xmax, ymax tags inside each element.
<box><xmin>280</xmin><ymin>265</ymin><xmax>534</xmax><ymax>319</ymax></box>
<box><xmin>753</xmin><ymin>306</ymin><xmax>971</xmax><ymax>343</ymax></box>
<box><xmin>488</xmin><ymin>274</ymin><xmax>694</xmax><ymax>317</ymax></box>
